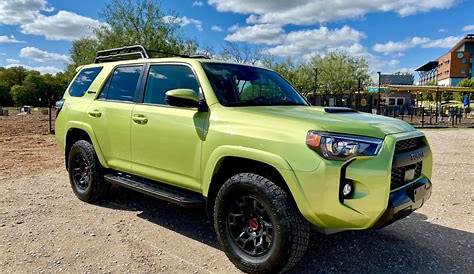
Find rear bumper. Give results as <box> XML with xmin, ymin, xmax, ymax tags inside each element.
<box><xmin>374</xmin><ymin>177</ymin><xmax>432</xmax><ymax>228</ymax></box>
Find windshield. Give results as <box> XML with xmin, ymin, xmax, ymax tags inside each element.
<box><xmin>202</xmin><ymin>63</ymin><xmax>308</xmax><ymax>107</ymax></box>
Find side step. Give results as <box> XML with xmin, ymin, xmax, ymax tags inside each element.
<box><xmin>104</xmin><ymin>173</ymin><xmax>205</xmax><ymax>208</ymax></box>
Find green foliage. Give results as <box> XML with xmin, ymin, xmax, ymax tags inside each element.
<box><xmin>10</xmin><ymin>85</ymin><xmax>33</xmax><ymax>106</ymax></box>
<box><xmin>309</xmin><ymin>52</ymin><xmax>371</xmax><ymax>94</ymax></box>
<box><xmin>425</xmin><ymin>80</ymin><xmax>437</xmax><ymax>86</ymax></box>
<box><xmin>458</xmin><ymin>78</ymin><xmax>474</xmax><ymax>87</ymax></box>
<box><xmin>67</xmin><ymin>0</ymin><xmax>197</xmax><ymax>78</ymax></box>
<box><xmin>263</xmin><ymin>52</ymin><xmax>371</xmax><ymax>96</ymax></box>
<box><xmin>0</xmin><ymin>67</ymin><xmax>69</xmax><ymax>107</ymax></box>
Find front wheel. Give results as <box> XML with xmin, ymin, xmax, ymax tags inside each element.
<box><xmin>213</xmin><ymin>173</ymin><xmax>310</xmax><ymax>273</ymax></box>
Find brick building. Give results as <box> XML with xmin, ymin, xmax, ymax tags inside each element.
<box><xmin>416</xmin><ymin>34</ymin><xmax>474</xmax><ymax>86</ymax></box>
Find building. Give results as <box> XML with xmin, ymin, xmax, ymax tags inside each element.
<box><xmin>416</xmin><ymin>34</ymin><xmax>474</xmax><ymax>86</ymax></box>
<box><xmin>379</xmin><ymin>74</ymin><xmax>414</xmax><ymax>108</ymax></box>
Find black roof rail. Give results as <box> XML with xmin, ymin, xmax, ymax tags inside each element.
<box><xmin>94</xmin><ymin>45</ymin><xmax>210</xmax><ymax>63</ymax></box>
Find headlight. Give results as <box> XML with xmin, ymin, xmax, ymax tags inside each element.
<box><xmin>306</xmin><ymin>131</ymin><xmax>383</xmax><ymax>161</ymax></box>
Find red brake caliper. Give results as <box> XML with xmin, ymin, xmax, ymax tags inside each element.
<box><xmin>248</xmin><ymin>218</ymin><xmax>259</xmax><ymax>231</ymax></box>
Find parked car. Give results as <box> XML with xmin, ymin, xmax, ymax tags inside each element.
<box><xmin>55</xmin><ymin>45</ymin><xmax>432</xmax><ymax>274</ymax></box>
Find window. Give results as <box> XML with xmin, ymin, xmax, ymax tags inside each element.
<box><xmin>388</xmin><ymin>97</ymin><xmax>405</xmax><ymax>106</ymax></box>
<box><xmin>69</xmin><ymin>67</ymin><xmax>102</xmax><ymax>97</ymax></box>
<box><xmin>202</xmin><ymin>63</ymin><xmax>307</xmax><ymax>107</ymax></box>
<box><xmin>101</xmin><ymin>65</ymin><xmax>143</xmax><ymax>102</ymax></box>
<box><xmin>396</xmin><ymin>98</ymin><xmax>405</xmax><ymax>106</ymax></box>
<box><xmin>144</xmin><ymin>65</ymin><xmax>199</xmax><ymax>105</ymax></box>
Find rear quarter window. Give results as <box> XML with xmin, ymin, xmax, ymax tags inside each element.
<box><xmin>68</xmin><ymin>67</ymin><xmax>103</xmax><ymax>97</ymax></box>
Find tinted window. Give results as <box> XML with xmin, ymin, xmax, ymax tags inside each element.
<box><xmin>144</xmin><ymin>65</ymin><xmax>199</xmax><ymax>105</ymax></box>
<box><xmin>69</xmin><ymin>67</ymin><xmax>102</xmax><ymax>97</ymax></box>
<box><xmin>105</xmin><ymin>66</ymin><xmax>143</xmax><ymax>102</ymax></box>
<box><xmin>202</xmin><ymin>63</ymin><xmax>307</xmax><ymax>107</ymax></box>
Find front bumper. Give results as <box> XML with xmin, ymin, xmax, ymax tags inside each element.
<box><xmin>374</xmin><ymin>177</ymin><xmax>432</xmax><ymax>228</ymax></box>
<box><xmin>285</xmin><ymin>131</ymin><xmax>433</xmax><ymax>232</ymax></box>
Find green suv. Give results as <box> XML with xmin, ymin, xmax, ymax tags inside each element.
<box><xmin>55</xmin><ymin>45</ymin><xmax>432</xmax><ymax>273</ymax></box>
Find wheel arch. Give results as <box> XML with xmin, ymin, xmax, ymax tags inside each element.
<box><xmin>202</xmin><ymin>146</ymin><xmax>306</xmax><ymax>218</ymax></box>
<box><xmin>64</xmin><ymin>122</ymin><xmax>107</xmax><ymax>170</ymax></box>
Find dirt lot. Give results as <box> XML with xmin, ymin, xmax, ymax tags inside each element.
<box><xmin>0</xmin><ymin>111</ymin><xmax>473</xmax><ymax>274</ymax></box>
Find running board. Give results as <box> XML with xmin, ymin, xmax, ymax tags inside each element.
<box><xmin>104</xmin><ymin>173</ymin><xmax>205</xmax><ymax>208</ymax></box>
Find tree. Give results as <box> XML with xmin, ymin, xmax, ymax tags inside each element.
<box><xmin>0</xmin><ymin>81</ymin><xmax>12</xmax><ymax>106</ymax></box>
<box><xmin>218</xmin><ymin>42</ymin><xmax>263</xmax><ymax>65</ymax></box>
<box><xmin>10</xmin><ymin>85</ymin><xmax>33</xmax><ymax>106</ymax></box>
<box><xmin>67</xmin><ymin>0</ymin><xmax>197</xmax><ymax>78</ymax></box>
<box><xmin>309</xmin><ymin>52</ymin><xmax>371</xmax><ymax>94</ymax></box>
<box><xmin>458</xmin><ymin>78</ymin><xmax>474</xmax><ymax>87</ymax></box>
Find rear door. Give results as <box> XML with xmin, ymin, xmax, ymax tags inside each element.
<box><xmin>87</xmin><ymin>64</ymin><xmax>145</xmax><ymax>173</ymax></box>
<box><xmin>130</xmin><ymin>63</ymin><xmax>206</xmax><ymax>191</ymax></box>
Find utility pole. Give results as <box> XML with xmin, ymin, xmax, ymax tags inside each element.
<box><xmin>377</xmin><ymin>71</ymin><xmax>382</xmax><ymax>114</ymax></box>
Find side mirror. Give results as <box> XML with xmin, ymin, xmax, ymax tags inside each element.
<box><xmin>165</xmin><ymin>89</ymin><xmax>199</xmax><ymax>108</ymax></box>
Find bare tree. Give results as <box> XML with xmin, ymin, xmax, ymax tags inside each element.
<box><xmin>218</xmin><ymin>42</ymin><xmax>262</xmax><ymax>65</ymax></box>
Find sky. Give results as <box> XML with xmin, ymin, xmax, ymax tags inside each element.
<box><xmin>0</xmin><ymin>0</ymin><xmax>473</xmax><ymax>78</ymax></box>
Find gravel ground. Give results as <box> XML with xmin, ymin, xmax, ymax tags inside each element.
<box><xmin>0</xmin><ymin>112</ymin><xmax>473</xmax><ymax>273</ymax></box>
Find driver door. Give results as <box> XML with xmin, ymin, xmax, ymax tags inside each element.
<box><xmin>130</xmin><ymin>64</ymin><xmax>206</xmax><ymax>192</ymax></box>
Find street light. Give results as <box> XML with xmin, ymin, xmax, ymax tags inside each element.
<box><xmin>377</xmin><ymin>71</ymin><xmax>382</xmax><ymax>114</ymax></box>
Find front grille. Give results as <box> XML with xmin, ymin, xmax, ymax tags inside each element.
<box><xmin>395</xmin><ymin>137</ymin><xmax>423</xmax><ymax>153</ymax></box>
<box><xmin>391</xmin><ymin>137</ymin><xmax>424</xmax><ymax>190</ymax></box>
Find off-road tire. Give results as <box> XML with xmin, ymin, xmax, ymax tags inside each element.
<box><xmin>213</xmin><ymin>173</ymin><xmax>310</xmax><ymax>274</ymax></box>
<box><xmin>68</xmin><ymin>140</ymin><xmax>109</xmax><ymax>202</ymax></box>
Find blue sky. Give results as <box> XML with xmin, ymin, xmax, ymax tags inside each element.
<box><xmin>0</xmin><ymin>0</ymin><xmax>473</xmax><ymax>78</ymax></box>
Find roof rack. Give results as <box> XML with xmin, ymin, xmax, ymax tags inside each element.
<box><xmin>94</xmin><ymin>45</ymin><xmax>210</xmax><ymax>63</ymax></box>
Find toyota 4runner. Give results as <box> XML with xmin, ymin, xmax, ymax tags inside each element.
<box><xmin>55</xmin><ymin>45</ymin><xmax>432</xmax><ymax>273</ymax></box>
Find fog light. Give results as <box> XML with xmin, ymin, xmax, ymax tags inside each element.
<box><xmin>342</xmin><ymin>182</ymin><xmax>353</xmax><ymax>198</ymax></box>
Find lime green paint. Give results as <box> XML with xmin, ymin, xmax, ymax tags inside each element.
<box><xmin>166</xmin><ymin>88</ymin><xmax>199</xmax><ymax>102</ymax></box>
<box><xmin>55</xmin><ymin>57</ymin><xmax>433</xmax><ymax>232</ymax></box>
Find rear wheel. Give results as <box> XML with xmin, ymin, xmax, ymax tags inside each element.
<box><xmin>68</xmin><ymin>140</ymin><xmax>109</xmax><ymax>202</ymax></box>
<box><xmin>214</xmin><ymin>173</ymin><xmax>310</xmax><ymax>273</ymax></box>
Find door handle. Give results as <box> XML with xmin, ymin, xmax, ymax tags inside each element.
<box><xmin>132</xmin><ymin>114</ymin><xmax>148</xmax><ymax>125</ymax></box>
<box><xmin>88</xmin><ymin>109</ymin><xmax>102</xmax><ymax>118</ymax></box>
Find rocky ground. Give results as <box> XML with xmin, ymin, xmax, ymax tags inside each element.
<box><xmin>0</xmin><ymin>111</ymin><xmax>473</xmax><ymax>273</ymax></box>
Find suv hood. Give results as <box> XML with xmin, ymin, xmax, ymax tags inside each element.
<box><xmin>225</xmin><ymin>106</ymin><xmax>416</xmax><ymax>139</ymax></box>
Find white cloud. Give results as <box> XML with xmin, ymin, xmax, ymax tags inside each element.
<box><xmin>20</xmin><ymin>11</ymin><xmax>103</xmax><ymax>41</ymax></box>
<box><xmin>0</xmin><ymin>35</ymin><xmax>25</xmax><ymax>43</ymax></box>
<box><xmin>0</xmin><ymin>0</ymin><xmax>53</xmax><ymax>25</ymax></box>
<box><xmin>462</xmin><ymin>25</ymin><xmax>474</xmax><ymax>32</ymax></box>
<box><xmin>6</xmin><ymin>58</ymin><xmax>20</xmax><ymax>63</ymax></box>
<box><xmin>211</xmin><ymin>25</ymin><xmax>223</xmax><ymax>32</ymax></box>
<box><xmin>208</xmin><ymin>0</ymin><xmax>457</xmax><ymax>25</ymax></box>
<box><xmin>20</xmin><ymin>46</ymin><xmax>70</xmax><ymax>63</ymax></box>
<box><xmin>163</xmin><ymin>15</ymin><xmax>203</xmax><ymax>31</ymax></box>
<box><xmin>264</xmin><ymin>26</ymin><xmax>365</xmax><ymax>58</ymax></box>
<box><xmin>373</xmin><ymin>37</ymin><xmax>429</xmax><ymax>55</ymax></box>
<box><xmin>422</xmin><ymin>36</ymin><xmax>461</xmax><ymax>48</ymax></box>
<box><xmin>225</xmin><ymin>24</ymin><xmax>284</xmax><ymax>45</ymax></box>
<box><xmin>192</xmin><ymin>1</ymin><xmax>204</xmax><ymax>7</ymax></box>
<box><xmin>228</xmin><ymin>24</ymin><xmax>239</xmax><ymax>32</ymax></box>
<box><xmin>5</xmin><ymin>63</ymin><xmax>62</xmax><ymax>74</ymax></box>
<box><xmin>374</xmin><ymin>35</ymin><xmax>461</xmax><ymax>54</ymax></box>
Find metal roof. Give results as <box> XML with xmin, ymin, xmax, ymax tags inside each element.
<box><xmin>415</xmin><ymin>61</ymin><xmax>438</xmax><ymax>71</ymax></box>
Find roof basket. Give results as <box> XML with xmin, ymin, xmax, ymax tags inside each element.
<box><xmin>94</xmin><ymin>45</ymin><xmax>210</xmax><ymax>63</ymax></box>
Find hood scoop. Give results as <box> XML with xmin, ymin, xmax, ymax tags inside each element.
<box><xmin>324</xmin><ymin>107</ymin><xmax>357</xmax><ymax>114</ymax></box>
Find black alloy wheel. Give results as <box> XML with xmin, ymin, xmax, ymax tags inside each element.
<box><xmin>226</xmin><ymin>195</ymin><xmax>275</xmax><ymax>256</ymax></box>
